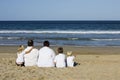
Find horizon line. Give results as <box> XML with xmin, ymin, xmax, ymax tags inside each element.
<box><xmin>0</xmin><ymin>20</ymin><xmax>120</xmax><ymax>21</ymax></box>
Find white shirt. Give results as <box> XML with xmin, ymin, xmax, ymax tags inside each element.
<box><xmin>37</xmin><ymin>46</ymin><xmax>55</xmax><ymax>67</ymax></box>
<box><xmin>67</xmin><ymin>56</ymin><xmax>75</xmax><ymax>67</ymax></box>
<box><xmin>24</xmin><ymin>46</ymin><xmax>39</xmax><ymax>66</ymax></box>
<box><xmin>54</xmin><ymin>53</ymin><xmax>66</xmax><ymax>68</ymax></box>
<box><xmin>16</xmin><ymin>51</ymin><xmax>25</xmax><ymax>64</ymax></box>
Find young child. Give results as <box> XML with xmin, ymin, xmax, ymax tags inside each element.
<box><xmin>66</xmin><ymin>51</ymin><xmax>77</xmax><ymax>67</ymax></box>
<box><xmin>54</xmin><ymin>47</ymin><xmax>66</xmax><ymax>68</ymax></box>
<box><xmin>16</xmin><ymin>45</ymin><xmax>25</xmax><ymax>66</ymax></box>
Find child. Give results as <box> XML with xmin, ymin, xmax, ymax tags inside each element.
<box><xmin>66</xmin><ymin>51</ymin><xmax>79</xmax><ymax>67</ymax></box>
<box><xmin>16</xmin><ymin>45</ymin><xmax>25</xmax><ymax>66</ymax></box>
<box><xmin>54</xmin><ymin>47</ymin><xmax>66</xmax><ymax>68</ymax></box>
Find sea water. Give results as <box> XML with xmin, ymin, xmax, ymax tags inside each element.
<box><xmin>0</xmin><ymin>21</ymin><xmax>120</xmax><ymax>46</ymax></box>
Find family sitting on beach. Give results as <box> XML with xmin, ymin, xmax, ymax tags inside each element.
<box><xmin>16</xmin><ymin>40</ymin><xmax>78</xmax><ymax>68</ymax></box>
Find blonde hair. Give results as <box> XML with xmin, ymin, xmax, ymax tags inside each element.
<box><xmin>17</xmin><ymin>45</ymin><xmax>24</xmax><ymax>53</ymax></box>
<box><xmin>67</xmin><ymin>51</ymin><xmax>73</xmax><ymax>56</ymax></box>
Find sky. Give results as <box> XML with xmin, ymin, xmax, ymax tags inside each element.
<box><xmin>0</xmin><ymin>0</ymin><xmax>120</xmax><ymax>21</ymax></box>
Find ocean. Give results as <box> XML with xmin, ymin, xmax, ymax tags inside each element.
<box><xmin>0</xmin><ymin>21</ymin><xmax>120</xmax><ymax>46</ymax></box>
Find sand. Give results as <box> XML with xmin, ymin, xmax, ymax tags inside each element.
<box><xmin>0</xmin><ymin>46</ymin><xmax>120</xmax><ymax>80</ymax></box>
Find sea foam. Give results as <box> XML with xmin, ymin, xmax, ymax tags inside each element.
<box><xmin>0</xmin><ymin>30</ymin><xmax>120</xmax><ymax>34</ymax></box>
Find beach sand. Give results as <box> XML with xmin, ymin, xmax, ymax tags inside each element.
<box><xmin>0</xmin><ymin>46</ymin><xmax>120</xmax><ymax>80</ymax></box>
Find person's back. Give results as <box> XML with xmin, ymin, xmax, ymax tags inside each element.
<box><xmin>24</xmin><ymin>47</ymin><xmax>38</xmax><ymax>66</ymax></box>
<box><xmin>24</xmin><ymin>40</ymin><xmax>39</xmax><ymax>66</ymax></box>
<box><xmin>37</xmin><ymin>41</ymin><xmax>55</xmax><ymax>67</ymax></box>
<box><xmin>66</xmin><ymin>51</ymin><xmax>75</xmax><ymax>67</ymax></box>
<box><xmin>16</xmin><ymin>45</ymin><xmax>25</xmax><ymax>66</ymax></box>
<box><xmin>54</xmin><ymin>54</ymin><xmax>66</xmax><ymax>68</ymax></box>
<box><xmin>67</xmin><ymin>56</ymin><xmax>75</xmax><ymax>67</ymax></box>
<box><xmin>54</xmin><ymin>47</ymin><xmax>66</xmax><ymax>68</ymax></box>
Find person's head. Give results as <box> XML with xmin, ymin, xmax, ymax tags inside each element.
<box><xmin>67</xmin><ymin>51</ymin><xmax>72</xmax><ymax>56</ymax></box>
<box><xmin>18</xmin><ymin>45</ymin><xmax>24</xmax><ymax>52</ymax></box>
<box><xmin>43</xmin><ymin>41</ymin><xmax>49</xmax><ymax>47</ymax></box>
<box><xmin>28</xmin><ymin>40</ymin><xmax>34</xmax><ymax>46</ymax></box>
<box><xmin>57</xmin><ymin>47</ymin><xmax>63</xmax><ymax>53</ymax></box>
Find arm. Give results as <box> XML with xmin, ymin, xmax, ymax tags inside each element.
<box><xmin>25</xmin><ymin>47</ymin><xmax>34</xmax><ymax>54</ymax></box>
<box><xmin>54</xmin><ymin>56</ymin><xmax>57</xmax><ymax>65</ymax></box>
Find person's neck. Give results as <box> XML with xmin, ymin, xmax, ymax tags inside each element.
<box><xmin>59</xmin><ymin>53</ymin><xmax>63</xmax><ymax>54</ymax></box>
<box><xmin>44</xmin><ymin>46</ymin><xmax>49</xmax><ymax>47</ymax></box>
<box><xmin>28</xmin><ymin>46</ymin><xmax>33</xmax><ymax>47</ymax></box>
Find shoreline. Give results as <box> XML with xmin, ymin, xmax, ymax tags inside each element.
<box><xmin>0</xmin><ymin>45</ymin><xmax>120</xmax><ymax>55</ymax></box>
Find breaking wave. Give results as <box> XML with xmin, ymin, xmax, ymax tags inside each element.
<box><xmin>0</xmin><ymin>30</ymin><xmax>120</xmax><ymax>34</ymax></box>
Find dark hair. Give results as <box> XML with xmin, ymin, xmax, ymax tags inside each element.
<box><xmin>43</xmin><ymin>41</ymin><xmax>49</xmax><ymax>47</ymax></box>
<box><xmin>57</xmin><ymin>47</ymin><xmax>63</xmax><ymax>53</ymax></box>
<box><xmin>28</xmin><ymin>40</ymin><xmax>34</xmax><ymax>46</ymax></box>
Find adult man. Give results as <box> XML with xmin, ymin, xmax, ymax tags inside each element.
<box><xmin>37</xmin><ymin>41</ymin><xmax>56</xmax><ymax>67</ymax></box>
<box><xmin>24</xmin><ymin>40</ymin><xmax>39</xmax><ymax>66</ymax></box>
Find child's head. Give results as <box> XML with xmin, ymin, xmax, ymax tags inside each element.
<box><xmin>67</xmin><ymin>51</ymin><xmax>73</xmax><ymax>56</ymax></box>
<box><xmin>18</xmin><ymin>45</ymin><xmax>24</xmax><ymax>52</ymax></box>
<box><xmin>57</xmin><ymin>47</ymin><xmax>63</xmax><ymax>53</ymax></box>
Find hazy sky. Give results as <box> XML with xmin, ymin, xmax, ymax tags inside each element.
<box><xmin>0</xmin><ymin>0</ymin><xmax>120</xmax><ymax>20</ymax></box>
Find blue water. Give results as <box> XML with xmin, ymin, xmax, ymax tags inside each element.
<box><xmin>0</xmin><ymin>21</ymin><xmax>120</xmax><ymax>46</ymax></box>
